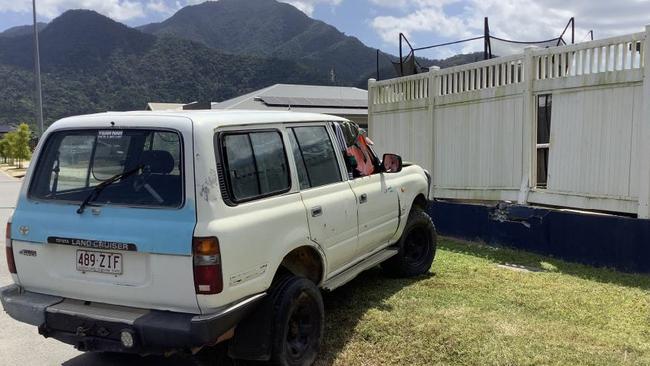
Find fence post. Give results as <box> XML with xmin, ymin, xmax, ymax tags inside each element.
<box><xmin>428</xmin><ymin>67</ymin><xmax>440</xmax><ymax>198</ymax></box>
<box><xmin>637</xmin><ymin>26</ymin><xmax>650</xmax><ymax>218</ymax></box>
<box><xmin>368</xmin><ymin>78</ymin><xmax>376</xmax><ymax>137</ymax></box>
<box><xmin>519</xmin><ymin>47</ymin><xmax>535</xmax><ymax>204</ymax></box>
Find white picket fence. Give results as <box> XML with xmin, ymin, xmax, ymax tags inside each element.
<box><xmin>368</xmin><ymin>27</ymin><xmax>650</xmax><ymax>218</ymax></box>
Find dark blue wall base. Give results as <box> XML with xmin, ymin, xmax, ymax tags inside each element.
<box><xmin>427</xmin><ymin>201</ymin><xmax>650</xmax><ymax>273</ymax></box>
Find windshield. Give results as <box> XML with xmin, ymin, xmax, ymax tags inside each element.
<box><xmin>29</xmin><ymin>129</ymin><xmax>183</xmax><ymax>208</ymax></box>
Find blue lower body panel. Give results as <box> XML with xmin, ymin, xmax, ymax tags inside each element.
<box><xmin>428</xmin><ymin>200</ymin><xmax>650</xmax><ymax>273</ymax></box>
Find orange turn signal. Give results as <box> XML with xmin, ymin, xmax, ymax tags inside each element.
<box><xmin>193</xmin><ymin>237</ymin><xmax>219</xmax><ymax>256</ymax></box>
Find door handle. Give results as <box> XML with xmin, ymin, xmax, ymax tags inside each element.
<box><xmin>359</xmin><ymin>193</ymin><xmax>368</xmax><ymax>204</ymax></box>
<box><xmin>311</xmin><ymin>206</ymin><xmax>323</xmax><ymax>217</ymax></box>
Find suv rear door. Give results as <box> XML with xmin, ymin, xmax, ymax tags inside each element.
<box><xmin>286</xmin><ymin>124</ymin><xmax>358</xmax><ymax>274</ymax></box>
<box><xmin>9</xmin><ymin>116</ymin><xmax>199</xmax><ymax>313</ymax></box>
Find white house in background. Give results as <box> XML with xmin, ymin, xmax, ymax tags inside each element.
<box><xmin>212</xmin><ymin>84</ymin><xmax>369</xmax><ymax>128</ymax></box>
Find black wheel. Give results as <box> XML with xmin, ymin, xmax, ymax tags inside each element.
<box><xmin>271</xmin><ymin>276</ymin><xmax>324</xmax><ymax>366</ymax></box>
<box><xmin>382</xmin><ymin>207</ymin><xmax>437</xmax><ymax>277</ymax></box>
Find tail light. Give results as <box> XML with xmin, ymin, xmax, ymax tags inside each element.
<box><xmin>193</xmin><ymin>237</ymin><xmax>223</xmax><ymax>295</ymax></box>
<box><xmin>6</xmin><ymin>222</ymin><xmax>16</xmax><ymax>274</ymax></box>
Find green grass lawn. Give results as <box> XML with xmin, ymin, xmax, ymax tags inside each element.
<box><xmin>316</xmin><ymin>237</ymin><xmax>650</xmax><ymax>366</ymax></box>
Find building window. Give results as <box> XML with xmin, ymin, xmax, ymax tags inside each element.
<box><xmin>536</xmin><ymin>94</ymin><xmax>552</xmax><ymax>188</ymax></box>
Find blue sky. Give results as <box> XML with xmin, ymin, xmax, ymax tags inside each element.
<box><xmin>2</xmin><ymin>0</ymin><xmax>650</xmax><ymax>59</ymax></box>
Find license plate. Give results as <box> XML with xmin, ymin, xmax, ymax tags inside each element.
<box><xmin>76</xmin><ymin>250</ymin><xmax>122</xmax><ymax>275</ymax></box>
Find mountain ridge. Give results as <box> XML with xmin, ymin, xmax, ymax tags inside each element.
<box><xmin>0</xmin><ymin>10</ymin><xmax>156</xmax><ymax>72</ymax></box>
<box><xmin>138</xmin><ymin>0</ymin><xmax>394</xmax><ymax>84</ymax></box>
<box><xmin>0</xmin><ymin>9</ymin><xmax>331</xmax><ymax>126</ymax></box>
<box><xmin>0</xmin><ymin>0</ymin><xmax>483</xmax><ymax>127</ymax></box>
<box><xmin>0</xmin><ymin>22</ymin><xmax>47</xmax><ymax>38</ymax></box>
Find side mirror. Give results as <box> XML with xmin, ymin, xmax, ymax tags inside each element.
<box><xmin>382</xmin><ymin>153</ymin><xmax>402</xmax><ymax>173</ymax></box>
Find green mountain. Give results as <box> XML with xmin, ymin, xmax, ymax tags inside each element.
<box><xmin>0</xmin><ymin>22</ymin><xmax>47</xmax><ymax>38</ymax></box>
<box><xmin>0</xmin><ymin>10</ymin><xmax>156</xmax><ymax>71</ymax></box>
<box><xmin>139</xmin><ymin>0</ymin><xmax>311</xmax><ymax>56</ymax></box>
<box><xmin>137</xmin><ymin>0</ymin><xmax>487</xmax><ymax>85</ymax></box>
<box><xmin>0</xmin><ymin>10</ymin><xmax>329</xmax><ymax>126</ymax></box>
<box><xmin>139</xmin><ymin>0</ymin><xmax>391</xmax><ymax>85</ymax></box>
<box><xmin>0</xmin><ymin>0</ymin><xmax>485</xmax><ymax>128</ymax></box>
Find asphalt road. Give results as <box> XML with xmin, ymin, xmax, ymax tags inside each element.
<box><xmin>0</xmin><ymin>171</ymin><xmax>224</xmax><ymax>366</ymax></box>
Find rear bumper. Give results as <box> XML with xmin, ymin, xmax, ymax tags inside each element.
<box><xmin>0</xmin><ymin>284</ymin><xmax>265</xmax><ymax>354</ymax></box>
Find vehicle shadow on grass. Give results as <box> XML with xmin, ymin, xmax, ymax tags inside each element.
<box><xmin>439</xmin><ymin>238</ymin><xmax>650</xmax><ymax>291</ymax></box>
<box><xmin>61</xmin><ymin>267</ymin><xmax>428</xmax><ymax>366</ymax></box>
<box><xmin>316</xmin><ymin>268</ymin><xmax>434</xmax><ymax>366</ymax></box>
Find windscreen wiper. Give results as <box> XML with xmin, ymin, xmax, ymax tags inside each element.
<box><xmin>77</xmin><ymin>164</ymin><xmax>143</xmax><ymax>214</ymax></box>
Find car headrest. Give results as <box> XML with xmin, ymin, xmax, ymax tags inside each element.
<box><xmin>139</xmin><ymin>150</ymin><xmax>175</xmax><ymax>174</ymax></box>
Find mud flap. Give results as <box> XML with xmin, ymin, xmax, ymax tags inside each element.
<box><xmin>227</xmin><ymin>292</ymin><xmax>275</xmax><ymax>361</ymax></box>
<box><xmin>228</xmin><ymin>275</ymin><xmax>295</xmax><ymax>361</ymax></box>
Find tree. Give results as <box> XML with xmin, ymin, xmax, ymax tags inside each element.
<box><xmin>12</xmin><ymin>123</ymin><xmax>32</xmax><ymax>168</ymax></box>
<box><xmin>0</xmin><ymin>136</ymin><xmax>8</xmax><ymax>164</ymax></box>
<box><xmin>4</xmin><ymin>131</ymin><xmax>17</xmax><ymax>166</ymax></box>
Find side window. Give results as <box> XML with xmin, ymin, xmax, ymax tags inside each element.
<box><xmin>290</xmin><ymin>126</ymin><xmax>341</xmax><ymax>188</ymax></box>
<box><xmin>220</xmin><ymin>130</ymin><xmax>290</xmax><ymax>203</ymax></box>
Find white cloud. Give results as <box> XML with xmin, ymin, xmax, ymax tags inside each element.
<box><xmin>370</xmin><ymin>0</ymin><xmax>650</xmax><ymax>55</ymax></box>
<box><xmin>146</xmin><ymin>0</ymin><xmax>179</xmax><ymax>15</ymax></box>
<box><xmin>369</xmin><ymin>0</ymin><xmax>458</xmax><ymax>9</ymax></box>
<box><xmin>1</xmin><ymin>0</ymin><xmax>146</xmax><ymax>21</ymax></box>
<box><xmin>372</xmin><ymin>5</ymin><xmax>470</xmax><ymax>44</ymax></box>
<box><xmin>368</xmin><ymin>0</ymin><xmax>409</xmax><ymax>8</ymax></box>
<box><xmin>0</xmin><ymin>0</ymin><xmax>346</xmax><ymax>21</ymax></box>
<box><xmin>0</xmin><ymin>1</ymin><xmax>31</xmax><ymax>13</ymax></box>
<box><xmin>183</xmin><ymin>0</ymin><xmax>209</xmax><ymax>5</ymax></box>
<box><xmin>280</xmin><ymin>0</ymin><xmax>343</xmax><ymax>16</ymax></box>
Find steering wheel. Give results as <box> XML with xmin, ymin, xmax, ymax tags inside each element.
<box><xmin>132</xmin><ymin>166</ymin><xmax>164</xmax><ymax>204</ymax></box>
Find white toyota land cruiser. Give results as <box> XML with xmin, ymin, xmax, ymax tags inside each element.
<box><xmin>1</xmin><ymin>110</ymin><xmax>436</xmax><ymax>365</ymax></box>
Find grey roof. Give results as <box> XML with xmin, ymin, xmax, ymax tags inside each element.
<box><xmin>213</xmin><ymin>84</ymin><xmax>368</xmax><ymax>116</ymax></box>
<box><xmin>0</xmin><ymin>124</ymin><xmax>13</xmax><ymax>133</ymax></box>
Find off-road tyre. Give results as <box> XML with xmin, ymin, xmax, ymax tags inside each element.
<box><xmin>270</xmin><ymin>276</ymin><xmax>324</xmax><ymax>366</ymax></box>
<box><xmin>382</xmin><ymin>207</ymin><xmax>437</xmax><ymax>277</ymax></box>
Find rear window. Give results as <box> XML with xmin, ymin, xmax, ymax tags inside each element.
<box><xmin>29</xmin><ymin>129</ymin><xmax>183</xmax><ymax>208</ymax></box>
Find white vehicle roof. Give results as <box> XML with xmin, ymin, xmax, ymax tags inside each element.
<box><xmin>49</xmin><ymin>110</ymin><xmax>349</xmax><ymax>133</ymax></box>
